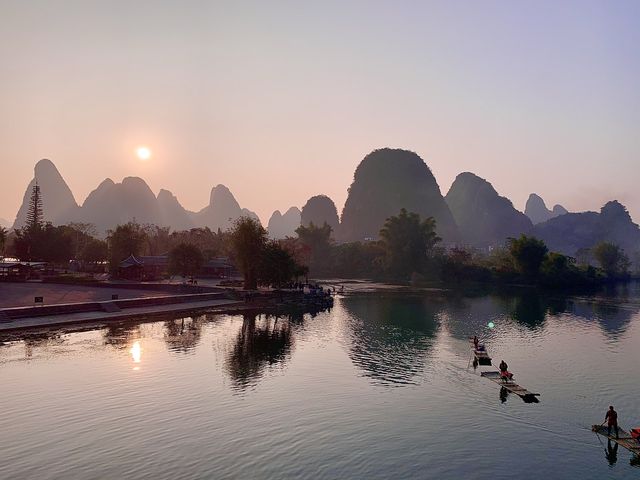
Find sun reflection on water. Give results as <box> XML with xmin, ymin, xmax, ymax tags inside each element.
<box><xmin>130</xmin><ymin>341</ymin><xmax>141</xmax><ymax>370</ymax></box>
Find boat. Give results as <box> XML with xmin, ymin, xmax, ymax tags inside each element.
<box><xmin>592</xmin><ymin>424</ymin><xmax>640</xmax><ymax>457</ymax></box>
<box><xmin>469</xmin><ymin>338</ymin><xmax>492</xmax><ymax>365</ymax></box>
<box><xmin>480</xmin><ymin>371</ymin><xmax>540</xmax><ymax>403</ymax></box>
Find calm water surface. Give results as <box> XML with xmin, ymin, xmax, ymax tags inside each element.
<box><xmin>2</xmin><ymin>284</ymin><xmax>640</xmax><ymax>479</ymax></box>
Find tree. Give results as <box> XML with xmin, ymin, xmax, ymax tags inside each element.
<box><xmin>143</xmin><ymin>224</ymin><xmax>172</xmax><ymax>256</ymax></box>
<box><xmin>257</xmin><ymin>240</ymin><xmax>298</xmax><ymax>288</ymax></box>
<box><xmin>168</xmin><ymin>243</ymin><xmax>204</xmax><ymax>278</ymax></box>
<box><xmin>295</xmin><ymin>222</ymin><xmax>332</xmax><ymax>276</ymax></box>
<box><xmin>26</xmin><ymin>182</ymin><xmax>44</xmax><ymax>231</ymax></box>
<box><xmin>13</xmin><ymin>223</ymin><xmax>74</xmax><ymax>263</ymax></box>
<box><xmin>508</xmin><ymin>235</ymin><xmax>548</xmax><ymax>280</ymax></box>
<box><xmin>229</xmin><ymin>217</ymin><xmax>267</xmax><ymax>290</ymax></box>
<box><xmin>107</xmin><ymin>222</ymin><xmax>148</xmax><ymax>273</ymax></box>
<box><xmin>592</xmin><ymin>242</ymin><xmax>630</xmax><ymax>278</ymax></box>
<box><xmin>0</xmin><ymin>227</ymin><xmax>7</xmax><ymax>258</ymax></box>
<box><xmin>169</xmin><ymin>227</ymin><xmax>230</xmax><ymax>260</ymax></box>
<box><xmin>377</xmin><ymin>209</ymin><xmax>441</xmax><ymax>277</ymax></box>
<box><xmin>66</xmin><ymin>222</ymin><xmax>97</xmax><ymax>260</ymax></box>
<box><xmin>80</xmin><ymin>238</ymin><xmax>108</xmax><ymax>265</ymax></box>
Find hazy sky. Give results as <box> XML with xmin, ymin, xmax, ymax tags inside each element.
<box><xmin>1</xmin><ymin>0</ymin><xmax>639</xmax><ymax>225</ymax></box>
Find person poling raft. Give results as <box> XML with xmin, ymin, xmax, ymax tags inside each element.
<box><xmin>498</xmin><ymin>360</ymin><xmax>513</xmax><ymax>381</ymax></box>
<box><xmin>592</xmin><ymin>406</ymin><xmax>640</xmax><ymax>457</ymax></box>
<box><xmin>469</xmin><ymin>336</ymin><xmax>492</xmax><ymax>365</ymax></box>
<box><xmin>591</xmin><ymin>405</ymin><xmax>640</xmax><ymax>455</ymax></box>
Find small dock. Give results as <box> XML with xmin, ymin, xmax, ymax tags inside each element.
<box><xmin>481</xmin><ymin>371</ymin><xmax>540</xmax><ymax>403</ymax></box>
<box><xmin>592</xmin><ymin>425</ymin><xmax>640</xmax><ymax>456</ymax></box>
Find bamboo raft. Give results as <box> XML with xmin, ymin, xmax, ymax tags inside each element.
<box><xmin>469</xmin><ymin>338</ymin><xmax>492</xmax><ymax>365</ymax></box>
<box><xmin>592</xmin><ymin>425</ymin><xmax>640</xmax><ymax>456</ymax></box>
<box><xmin>480</xmin><ymin>371</ymin><xmax>540</xmax><ymax>403</ymax></box>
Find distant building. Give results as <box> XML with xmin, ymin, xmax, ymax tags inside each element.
<box><xmin>0</xmin><ymin>261</ymin><xmax>47</xmax><ymax>280</ymax></box>
<box><xmin>201</xmin><ymin>258</ymin><xmax>234</xmax><ymax>278</ymax></box>
<box><xmin>118</xmin><ymin>254</ymin><xmax>235</xmax><ymax>280</ymax></box>
<box><xmin>118</xmin><ymin>255</ymin><xmax>169</xmax><ymax>281</ymax></box>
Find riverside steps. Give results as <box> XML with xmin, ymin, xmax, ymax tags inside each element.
<box><xmin>0</xmin><ymin>291</ymin><xmax>242</xmax><ymax>331</ymax></box>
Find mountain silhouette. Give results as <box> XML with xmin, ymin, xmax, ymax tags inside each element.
<box><xmin>533</xmin><ymin>200</ymin><xmax>640</xmax><ymax>256</ymax></box>
<box><xmin>81</xmin><ymin>176</ymin><xmax>162</xmax><ymax>234</ymax></box>
<box><xmin>268</xmin><ymin>207</ymin><xmax>301</xmax><ymax>239</ymax></box>
<box><xmin>241</xmin><ymin>208</ymin><xmax>261</xmax><ymax>224</ymax></box>
<box><xmin>301</xmin><ymin>195</ymin><xmax>339</xmax><ymax>233</ymax></box>
<box><xmin>157</xmin><ymin>189</ymin><xmax>195</xmax><ymax>231</ymax></box>
<box><xmin>525</xmin><ymin>194</ymin><xmax>568</xmax><ymax>224</ymax></box>
<box><xmin>340</xmin><ymin>148</ymin><xmax>458</xmax><ymax>242</ymax></box>
<box><xmin>12</xmin><ymin>160</ymin><xmax>263</xmax><ymax>235</ymax></box>
<box><xmin>191</xmin><ymin>184</ymin><xmax>248</xmax><ymax>231</ymax></box>
<box><xmin>13</xmin><ymin>159</ymin><xmax>79</xmax><ymax>229</ymax></box>
<box><xmin>445</xmin><ymin>172</ymin><xmax>532</xmax><ymax>247</ymax></box>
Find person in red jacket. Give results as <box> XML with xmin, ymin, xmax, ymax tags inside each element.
<box><xmin>605</xmin><ymin>406</ymin><xmax>619</xmax><ymax>439</ymax></box>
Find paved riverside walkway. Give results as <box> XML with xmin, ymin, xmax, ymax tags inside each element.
<box><xmin>0</xmin><ymin>297</ymin><xmax>242</xmax><ymax>332</ymax></box>
<box><xmin>0</xmin><ymin>282</ymin><xmax>173</xmax><ymax>308</ymax></box>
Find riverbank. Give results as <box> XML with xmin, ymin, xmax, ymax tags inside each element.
<box><xmin>0</xmin><ymin>282</ymin><xmax>334</xmax><ymax>334</ymax></box>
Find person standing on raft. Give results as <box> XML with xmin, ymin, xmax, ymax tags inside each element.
<box><xmin>498</xmin><ymin>360</ymin><xmax>513</xmax><ymax>381</ymax></box>
<box><xmin>605</xmin><ymin>406</ymin><xmax>619</xmax><ymax>439</ymax></box>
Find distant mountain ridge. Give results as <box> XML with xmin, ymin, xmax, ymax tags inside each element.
<box><xmin>9</xmin><ymin>157</ymin><xmax>640</xmax><ymax>259</ymax></box>
<box><xmin>12</xmin><ymin>160</ymin><xmax>261</xmax><ymax>235</ymax></box>
<box><xmin>445</xmin><ymin>172</ymin><xmax>532</xmax><ymax>247</ymax></box>
<box><xmin>525</xmin><ymin>193</ymin><xmax>568</xmax><ymax>224</ymax></box>
<box><xmin>533</xmin><ymin>200</ymin><xmax>640</xmax><ymax>256</ymax></box>
<box><xmin>268</xmin><ymin>207</ymin><xmax>301</xmax><ymax>239</ymax></box>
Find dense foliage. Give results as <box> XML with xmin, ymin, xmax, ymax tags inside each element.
<box><xmin>168</xmin><ymin>243</ymin><xmax>204</xmax><ymax>278</ymax></box>
<box><xmin>592</xmin><ymin>241</ymin><xmax>630</xmax><ymax>278</ymax></box>
<box><xmin>378</xmin><ymin>208</ymin><xmax>440</xmax><ymax>277</ymax></box>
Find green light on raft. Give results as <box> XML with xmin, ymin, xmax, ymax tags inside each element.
<box><xmin>487</xmin><ymin>321</ymin><xmax>495</xmax><ymax>329</ymax></box>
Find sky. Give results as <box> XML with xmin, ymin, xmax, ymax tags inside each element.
<box><xmin>1</xmin><ymin>0</ymin><xmax>639</xmax><ymax>225</ymax></box>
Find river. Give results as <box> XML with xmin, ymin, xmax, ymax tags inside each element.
<box><xmin>2</xmin><ymin>283</ymin><xmax>639</xmax><ymax>479</ymax></box>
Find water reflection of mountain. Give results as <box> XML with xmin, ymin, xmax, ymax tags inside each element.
<box><xmin>565</xmin><ymin>297</ymin><xmax>638</xmax><ymax>336</ymax></box>
<box><xmin>341</xmin><ymin>294</ymin><xmax>440</xmax><ymax>386</ymax></box>
<box><xmin>225</xmin><ymin>314</ymin><xmax>293</xmax><ymax>392</ymax></box>
<box><xmin>164</xmin><ymin>316</ymin><xmax>204</xmax><ymax>354</ymax></box>
<box><xmin>443</xmin><ymin>287</ymin><xmax>639</xmax><ymax>339</ymax></box>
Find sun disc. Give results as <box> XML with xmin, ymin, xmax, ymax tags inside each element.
<box><xmin>136</xmin><ymin>146</ymin><xmax>152</xmax><ymax>161</ymax></box>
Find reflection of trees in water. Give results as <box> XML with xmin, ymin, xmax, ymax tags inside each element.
<box><xmin>103</xmin><ymin>323</ymin><xmax>141</xmax><ymax>349</ymax></box>
<box><xmin>492</xmin><ymin>290</ymin><xmax>555</xmax><ymax>329</ymax></box>
<box><xmin>341</xmin><ymin>294</ymin><xmax>440</xmax><ymax>386</ymax></box>
<box><xmin>473</xmin><ymin>286</ymin><xmax>637</xmax><ymax>337</ymax></box>
<box><xmin>21</xmin><ymin>332</ymin><xmax>65</xmax><ymax>358</ymax></box>
<box><xmin>225</xmin><ymin>314</ymin><xmax>293</xmax><ymax>392</ymax></box>
<box><xmin>569</xmin><ymin>297</ymin><xmax>638</xmax><ymax>337</ymax></box>
<box><xmin>164</xmin><ymin>316</ymin><xmax>204</xmax><ymax>354</ymax></box>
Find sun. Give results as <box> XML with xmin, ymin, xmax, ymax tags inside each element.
<box><xmin>136</xmin><ymin>146</ymin><xmax>152</xmax><ymax>161</ymax></box>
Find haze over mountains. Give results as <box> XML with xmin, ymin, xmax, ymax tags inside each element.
<box><xmin>267</xmin><ymin>207</ymin><xmax>301</xmax><ymax>240</ymax></box>
<box><xmin>525</xmin><ymin>194</ymin><xmax>568</xmax><ymax>224</ymax></box>
<box><xmin>12</xmin><ymin>159</ymin><xmax>261</xmax><ymax>236</ymax></box>
<box><xmin>445</xmin><ymin>172</ymin><xmax>533</xmax><ymax>248</ymax></box>
<box><xmin>10</xmin><ymin>151</ymin><xmax>640</xmax><ymax>260</ymax></box>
